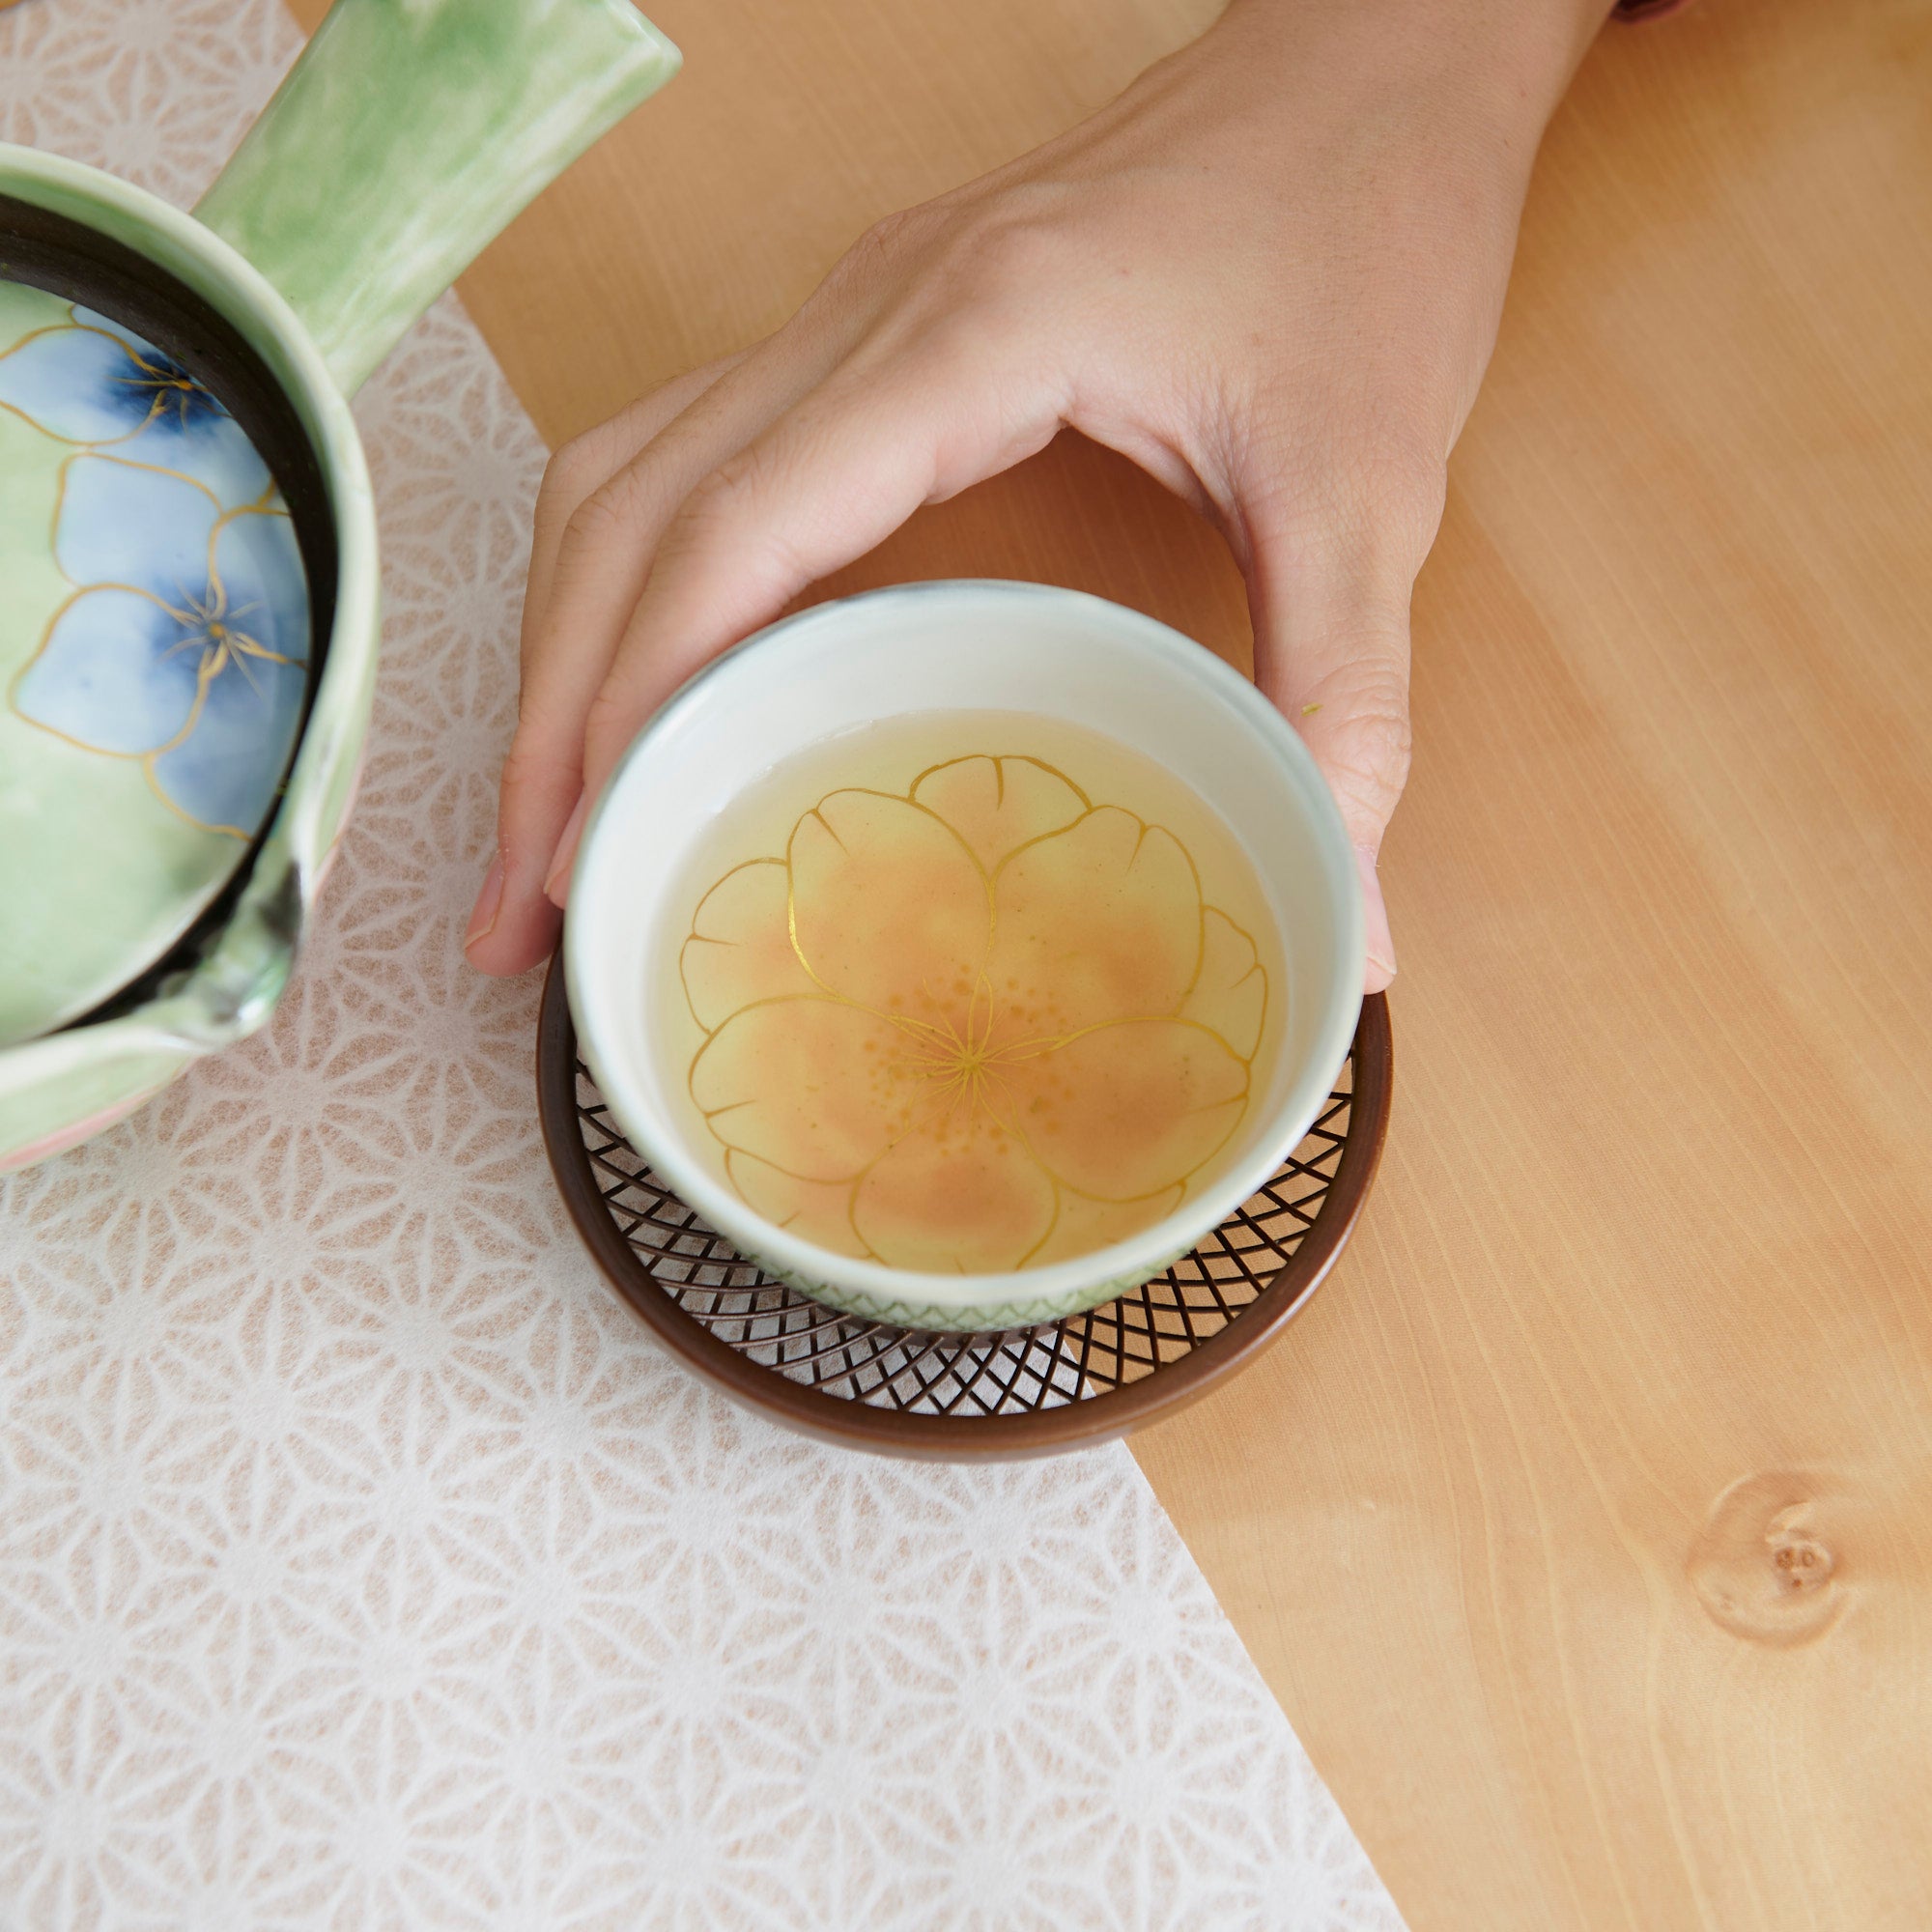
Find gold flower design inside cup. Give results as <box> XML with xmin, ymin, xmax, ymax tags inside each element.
<box><xmin>678</xmin><ymin>753</ymin><xmax>1271</xmax><ymax>1274</ymax></box>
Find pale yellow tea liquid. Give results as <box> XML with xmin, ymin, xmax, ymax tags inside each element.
<box><xmin>657</xmin><ymin>712</ymin><xmax>1283</xmax><ymax>1274</ymax></box>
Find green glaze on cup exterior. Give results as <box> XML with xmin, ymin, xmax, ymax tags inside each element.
<box><xmin>741</xmin><ymin>1246</ymin><xmax>1195</xmax><ymax>1336</ymax></box>
<box><xmin>0</xmin><ymin>0</ymin><xmax>679</xmax><ymax>1171</ymax></box>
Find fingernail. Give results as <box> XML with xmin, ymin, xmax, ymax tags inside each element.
<box><xmin>543</xmin><ymin>794</ymin><xmax>588</xmax><ymax>907</ymax></box>
<box><xmin>1357</xmin><ymin>845</ymin><xmax>1397</xmax><ymax>986</ymax></box>
<box><xmin>464</xmin><ymin>852</ymin><xmax>504</xmax><ymax>953</ymax></box>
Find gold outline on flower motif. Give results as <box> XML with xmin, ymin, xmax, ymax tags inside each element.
<box><xmin>0</xmin><ymin>307</ymin><xmax>218</xmax><ymax>450</ymax></box>
<box><xmin>679</xmin><ymin>752</ymin><xmax>1271</xmax><ymax>1270</ymax></box>
<box><xmin>7</xmin><ymin>452</ymin><xmax>299</xmax><ymax>842</ymax></box>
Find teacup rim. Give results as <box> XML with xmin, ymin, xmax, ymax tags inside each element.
<box><xmin>565</xmin><ymin>578</ymin><xmax>1365</xmax><ymax>1312</ymax></box>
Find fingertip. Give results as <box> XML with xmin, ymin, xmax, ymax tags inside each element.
<box><xmin>464</xmin><ymin>842</ymin><xmax>567</xmax><ymax>976</ymax></box>
<box><xmin>1356</xmin><ymin>844</ymin><xmax>1397</xmax><ymax>992</ymax></box>
<box><xmin>465</xmin><ymin>893</ymin><xmax>562</xmax><ymax>977</ymax></box>
<box><xmin>542</xmin><ymin>793</ymin><xmax>589</xmax><ymax>908</ymax></box>
<box><xmin>464</xmin><ymin>852</ymin><xmax>505</xmax><ymax>952</ymax></box>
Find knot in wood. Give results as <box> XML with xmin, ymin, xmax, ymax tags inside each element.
<box><xmin>1688</xmin><ymin>1472</ymin><xmax>1846</xmax><ymax>1648</ymax></box>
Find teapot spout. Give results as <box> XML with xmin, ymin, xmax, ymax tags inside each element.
<box><xmin>194</xmin><ymin>0</ymin><xmax>679</xmax><ymax>396</ymax></box>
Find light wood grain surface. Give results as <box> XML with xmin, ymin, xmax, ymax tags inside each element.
<box><xmin>285</xmin><ymin>0</ymin><xmax>1932</xmax><ymax>1924</ymax></box>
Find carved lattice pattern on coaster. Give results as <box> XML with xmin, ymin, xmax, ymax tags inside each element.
<box><xmin>572</xmin><ymin>1056</ymin><xmax>1353</xmax><ymax>1419</ymax></box>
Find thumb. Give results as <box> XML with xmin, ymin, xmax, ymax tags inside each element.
<box><xmin>1245</xmin><ymin>544</ymin><xmax>1413</xmax><ymax>994</ymax></box>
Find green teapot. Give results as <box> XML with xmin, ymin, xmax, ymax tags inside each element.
<box><xmin>0</xmin><ymin>0</ymin><xmax>678</xmax><ymax>1168</ymax></box>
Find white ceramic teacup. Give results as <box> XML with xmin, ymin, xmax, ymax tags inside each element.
<box><xmin>565</xmin><ymin>580</ymin><xmax>1364</xmax><ymax>1333</ymax></box>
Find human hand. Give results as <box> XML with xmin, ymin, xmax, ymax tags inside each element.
<box><xmin>466</xmin><ymin>0</ymin><xmax>1609</xmax><ymax>984</ymax></box>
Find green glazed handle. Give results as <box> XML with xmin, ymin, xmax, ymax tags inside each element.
<box><xmin>194</xmin><ymin>0</ymin><xmax>679</xmax><ymax>395</ymax></box>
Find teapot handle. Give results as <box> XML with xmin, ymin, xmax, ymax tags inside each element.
<box><xmin>194</xmin><ymin>0</ymin><xmax>679</xmax><ymax>396</ymax></box>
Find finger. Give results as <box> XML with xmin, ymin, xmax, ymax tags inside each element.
<box><xmin>548</xmin><ymin>326</ymin><xmax>1065</xmax><ymax>899</ymax></box>
<box><xmin>469</xmin><ymin>330</ymin><xmax>850</xmax><ymax>975</ymax></box>
<box><xmin>467</xmin><ymin>355</ymin><xmax>741</xmax><ymax>975</ymax></box>
<box><xmin>521</xmin><ymin>355</ymin><xmax>746</xmax><ymax>665</ymax></box>
<box><xmin>1243</xmin><ymin>502</ymin><xmax>1423</xmax><ymax>994</ymax></box>
<box><xmin>1289</xmin><ymin>630</ymin><xmax>1412</xmax><ymax>994</ymax></box>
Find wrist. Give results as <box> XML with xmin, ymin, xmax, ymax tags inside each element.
<box><xmin>1212</xmin><ymin>0</ymin><xmax>1609</xmax><ymax>156</ymax></box>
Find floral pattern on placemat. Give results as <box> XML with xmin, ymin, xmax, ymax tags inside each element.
<box><xmin>0</xmin><ymin>3</ymin><xmax>1406</xmax><ymax>1927</ymax></box>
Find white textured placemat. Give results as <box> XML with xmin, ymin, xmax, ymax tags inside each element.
<box><xmin>0</xmin><ymin>5</ymin><xmax>1406</xmax><ymax>1926</ymax></box>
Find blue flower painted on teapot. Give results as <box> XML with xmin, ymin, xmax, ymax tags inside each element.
<box><xmin>0</xmin><ymin>304</ymin><xmax>308</xmax><ymax>838</ymax></box>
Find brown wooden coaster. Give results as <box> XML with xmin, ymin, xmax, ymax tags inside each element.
<box><xmin>537</xmin><ymin>956</ymin><xmax>1391</xmax><ymax>1459</ymax></box>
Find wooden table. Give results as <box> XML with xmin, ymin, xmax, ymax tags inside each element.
<box><xmin>287</xmin><ymin>0</ymin><xmax>1932</xmax><ymax>1923</ymax></box>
